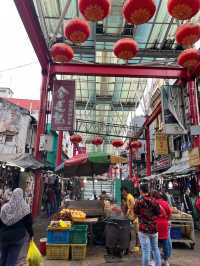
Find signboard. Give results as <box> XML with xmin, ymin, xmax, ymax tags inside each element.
<box><xmin>189</xmin><ymin>147</ymin><xmax>200</xmax><ymax>167</ymax></box>
<box><xmin>161</xmin><ymin>85</ymin><xmax>187</xmax><ymax>135</ymax></box>
<box><xmin>154</xmin><ymin>155</ymin><xmax>171</xmax><ymax>172</ymax></box>
<box><xmin>155</xmin><ymin>132</ymin><xmax>168</xmax><ymax>155</ymax></box>
<box><xmin>78</xmin><ymin>146</ymin><xmax>87</xmax><ymax>154</ymax></box>
<box><xmin>190</xmin><ymin>125</ymin><xmax>200</xmax><ymax>136</ymax></box>
<box><xmin>39</xmin><ymin>135</ymin><xmax>53</xmax><ymax>152</ymax></box>
<box><xmin>51</xmin><ymin>80</ymin><xmax>75</xmax><ymax>131</ymax></box>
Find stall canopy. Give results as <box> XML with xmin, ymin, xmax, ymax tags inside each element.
<box><xmin>7</xmin><ymin>155</ymin><xmax>44</xmax><ymax>170</ymax></box>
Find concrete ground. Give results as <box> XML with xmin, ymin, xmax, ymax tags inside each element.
<box><xmin>18</xmin><ymin>215</ymin><xmax>200</xmax><ymax>266</ymax></box>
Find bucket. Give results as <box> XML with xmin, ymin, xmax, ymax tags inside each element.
<box><xmin>39</xmin><ymin>238</ymin><xmax>47</xmax><ymax>256</ymax></box>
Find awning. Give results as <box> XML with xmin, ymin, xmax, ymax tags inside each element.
<box><xmin>7</xmin><ymin>155</ymin><xmax>44</xmax><ymax>170</ymax></box>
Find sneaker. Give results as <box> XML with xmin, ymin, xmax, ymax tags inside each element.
<box><xmin>149</xmin><ymin>260</ymin><xmax>155</xmax><ymax>266</ymax></box>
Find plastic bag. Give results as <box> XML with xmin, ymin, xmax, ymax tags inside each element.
<box><xmin>27</xmin><ymin>240</ymin><xmax>43</xmax><ymax>266</ymax></box>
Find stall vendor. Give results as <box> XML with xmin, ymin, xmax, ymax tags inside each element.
<box><xmin>121</xmin><ymin>187</ymin><xmax>139</xmax><ymax>251</ymax></box>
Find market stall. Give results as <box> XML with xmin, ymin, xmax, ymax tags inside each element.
<box><xmin>45</xmin><ymin>207</ymin><xmax>88</xmax><ymax>261</ymax></box>
<box><xmin>171</xmin><ymin>207</ymin><xmax>195</xmax><ymax>249</ymax></box>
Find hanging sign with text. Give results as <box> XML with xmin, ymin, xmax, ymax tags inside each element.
<box><xmin>51</xmin><ymin>80</ymin><xmax>75</xmax><ymax>131</ymax></box>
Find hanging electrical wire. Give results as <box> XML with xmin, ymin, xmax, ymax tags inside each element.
<box><xmin>0</xmin><ymin>62</ymin><xmax>37</xmax><ymax>73</ymax></box>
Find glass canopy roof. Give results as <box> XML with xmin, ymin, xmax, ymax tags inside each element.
<box><xmin>32</xmin><ymin>0</ymin><xmax>200</xmax><ymax>151</ymax></box>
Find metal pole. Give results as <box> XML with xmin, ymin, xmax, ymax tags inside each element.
<box><xmin>56</xmin><ymin>131</ymin><xmax>64</xmax><ymax>167</ymax></box>
<box><xmin>146</xmin><ymin>126</ymin><xmax>151</xmax><ymax>176</ymax></box>
<box><xmin>50</xmin><ymin>0</ymin><xmax>72</xmax><ymax>43</ymax></box>
<box><xmin>128</xmin><ymin>141</ymin><xmax>133</xmax><ymax>179</ymax></box>
<box><xmin>34</xmin><ymin>73</ymin><xmax>48</xmax><ymax>160</ymax></box>
<box><xmin>188</xmin><ymin>80</ymin><xmax>200</xmax><ymax>147</ymax></box>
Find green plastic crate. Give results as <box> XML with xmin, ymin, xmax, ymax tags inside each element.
<box><xmin>70</xmin><ymin>224</ymin><xmax>88</xmax><ymax>244</ymax></box>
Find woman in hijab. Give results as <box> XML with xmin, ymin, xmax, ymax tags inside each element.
<box><xmin>0</xmin><ymin>188</ymin><xmax>34</xmax><ymax>266</ymax></box>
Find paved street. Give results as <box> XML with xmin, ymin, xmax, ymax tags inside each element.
<box><xmin>16</xmin><ymin>216</ymin><xmax>199</xmax><ymax>266</ymax></box>
<box><xmin>44</xmin><ymin>232</ymin><xmax>200</xmax><ymax>266</ymax></box>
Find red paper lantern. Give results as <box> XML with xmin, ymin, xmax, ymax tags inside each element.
<box><xmin>92</xmin><ymin>137</ymin><xmax>103</xmax><ymax>146</ymax></box>
<box><xmin>130</xmin><ymin>141</ymin><xmax>142</xmax><ymax>149</ymax></box>
<box><xmin>79</xmin><ymin>0</ymin><xmax>111</xmax><ymax>22</ymax></box>
<box><xmin>176</xmin><ymin>24</ymin><xmax>200</xmax><ymax>47</ymax></box>
<box><xmin>167</xmin><ymin>0</ymin><xmax>200</xmax><ymax>20</ymax></box>
<box><xmin>123</xmin><ymin>0</ymin><xmax>156</xmax><ymax>25</ymax></box>
<box><xmin>64</xmin><ymin>18</ymin><xmax>90</xmax><ymax>44</ymax></box>
<box><xmin>50</xmin><ymin>43</ymin><xmax>74</xmax><ymax>63</ymax></box>
<box><xmin>113</xmin><ymin>38</ymin><xmax>139</xmax><ymax>60</ymax></box>
<box><xmin>70</xmin><ymin>134</ymin><xmax>82</xmax><ymax>144</ymax></box>
<box><xmin>178</xmin><ymin>48</ymin><xmax>200</xmax><ymax>69</ymax></box>
<box><xmin>112</xmin><ymin>139</ymin><xmax>124</xmax><ymax>148</ymax></box>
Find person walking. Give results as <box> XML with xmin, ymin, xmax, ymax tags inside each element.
<box><xmin>152</xmin><ymin>192</ymin><xmax>172</xmax><ymax>266</ymax></box>
<box><xmin>0</xmin><ymin>188</ymin><xmax>34</xmax><ymax>266</ymax></box>
<box><xmin>134</xmin><ymin>183</ymin><xmax>161</xmax><ymax>266</ymax></box>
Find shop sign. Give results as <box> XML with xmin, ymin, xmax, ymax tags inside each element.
<box><xmin>154</xmin><ymin>155</ymin><xmax>171</xmax><ymax>172</ymax></box>
<box><xmin>161</xmin><ymin>85</ymin><xmax>187</xmax><ymax>135</ymax></box>
<box><xmin>190</xmin><ymin>125</ymin><xmax>200</xmax><ymax>136</ymax></box>
<box><xmin>78</xmin><ymin>146</ymin><xmax>87</xmax><ymax>154</ymax></box>
<box><xmin>39</xmin><ymin>134</ymin><xmax>53</xmax><ymax>151</ymax></box>
<box><xmin>51</xmin><ymin>80</ymin><xmax>75</xmax><ymax>131</ymax></box>
<box><xmin>155</xmin><ymin>133</ymin><xmax>168</xmax><ymax>155</ymax></box>
<box><xmin>189</xmin><ymin>148</ymin><xmax>200</xmax><ymax>167</ymax></box>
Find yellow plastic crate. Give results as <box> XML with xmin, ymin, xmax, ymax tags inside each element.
<box><xmin>46</xmin><ymin>244</ymin><xmax>69</xmax><ymax>260</ymax></box>
<box><xmin>71</xmin><ymin>244</ymin><xmax>87</xmax><ymax>260</ymax></box>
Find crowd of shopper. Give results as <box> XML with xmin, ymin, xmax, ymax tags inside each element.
<box><xmin>121</xmin><ymin>183</ymin><xmax>172</xmax><ymax>266</ymax></box>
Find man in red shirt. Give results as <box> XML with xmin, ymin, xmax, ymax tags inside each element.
<box><xmin>134</xmin><ymin>183</ymin><xmax>161</xmax><ymax>266</ymax></box>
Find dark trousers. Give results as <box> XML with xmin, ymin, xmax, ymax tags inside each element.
<box><xmin>0</xmin><ymin>241</ymin><xmax>23</xmax><ymax>266</ymax></box>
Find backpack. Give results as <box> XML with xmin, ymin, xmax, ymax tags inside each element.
<box><xmin>195</xmin><ymin>197</ymin><xmax>200</xmax><ymax>213</ymax></box>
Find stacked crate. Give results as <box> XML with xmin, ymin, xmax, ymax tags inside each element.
<box><xmin>70</xmin><ymin>224</ymin><xmax>88</xmax><ymax>260</ymax></box>
<box><xmin>46</xmin><ymin>229</ymin><xmax>70</xmax><ymax>260</ymax></box>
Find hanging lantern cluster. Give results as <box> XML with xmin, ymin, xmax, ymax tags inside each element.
<box><xmin>123</xmin><ymin>0</ymin><xmax>156</xmax><ymax>25</ymax></box>
<box><xmin>50</xmin><ymin>43</ymin><xmax>74</xmax><ymax>63</ymax></box>
<box><xmin>169</xmin><ymin>1</ymin><xmax>200</xmax><ymax>74</ymax></box>
<box><xmin>70</xmin><ymin>134</ymin><xmax>82</xmax><ymax>144</ymax></box>
<box><xmin>167</xmin><ymin>0</ymin><xmax>200</xmax><ymax>20</ymax></box>
<box><xmin>92</xmin><ymin>136</ymin><xmax>103</xmax><ymax>146</ymax></box>
<box><xmin>113</xmin><ymin>38</ymin><xmax>139</xmax><ymax>60</ymax></box>
<box><xmin>79</xmin><ymin>0</ymin><xmax>111</xmax><ymax>22</ymax></box>
<box><xmin>176</xmin><ymin>24</ymin><xmax>200</xmax><ymax>47</ymax></box>
<box><xmin>64</xmin><ymin>18</ymin><xmax>90</xmax><ymax>44</ymax></box>
<box><xmin>178</xmin><ymin>48</ymin><xmax>200</xmax><ymax>70</ymax></box>
<box><xmin>112</xmin><ymin>139</ymin><xmax>124</xmax><ymax>148</ymax></box>
<box><xmin>130</xmin><ymin>140</ymin><xmax>142</xmax><ymax>150</ymax></box>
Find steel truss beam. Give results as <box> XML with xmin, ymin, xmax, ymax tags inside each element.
<box><xmin>76</xmin><ymin>101</ymin><xmax>137</xmax><ymax>111</ymax></box>
<box><xmin>75</xmin><ymin>119</ymin><xmax>141</xmax><ymax>139</ymax></box>
<box><xmin>72</xmin><ymin>46</ymin><xmax>181</xmax><ymax>59</ymax></box>
<box><xmin>51</xmin><ymin>64</ymin><xmax>182</xmax><ymax>79</ymax></box>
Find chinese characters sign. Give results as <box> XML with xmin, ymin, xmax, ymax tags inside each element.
<box><xmin>155</xmin><ymin>133</ymin><xmax>168</xmax><ymax>155</ymax></box>
<box><xmin>51</xmin><ymin>80</ymin><xmax>75</xmax><ymax>131</ymax></box>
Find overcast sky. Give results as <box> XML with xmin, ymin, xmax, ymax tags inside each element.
<box><xmin>0</xmin><ymin>0</ymin><xmax>41</xmax><ymax>99</ymax></box>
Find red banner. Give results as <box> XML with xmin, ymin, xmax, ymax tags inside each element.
<box><xmin>51</xmin><ymin>80</ymin><xmax>75</xmax><ymax>131</ymax></box>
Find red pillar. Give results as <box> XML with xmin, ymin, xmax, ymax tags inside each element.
<box><xmin>56</xmin><ymin>131</ymin><xmax>63</xmax><ymax>167</ymax></box>
<box><xmin>188</xmin><ymin>80</ymin><xmax>200</xmax><ymax>147</ymax></box>
<box><xmin>34</xmin><ymin>73</ymin><xmax>48</xmax><ymax>160</ymax></box>
<box><xmin>32</xmin><ymin>171</ymin><xmax>42</xmax><ymax>219</ymax></box>
<box><xmin>145</xmin><ymin>126</ymin><xmax>151</xmax><ymax>176</ymax></box>
<box><xmin>128</xmin><ymin>141</ymin><xmax>133</xmax><ymax>179</ymax></box>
